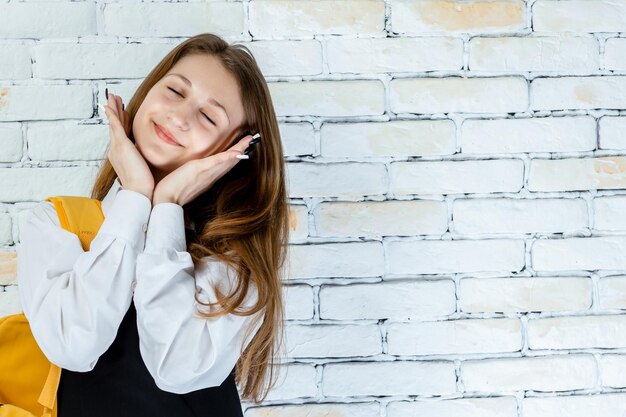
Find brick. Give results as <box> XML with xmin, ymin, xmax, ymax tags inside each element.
<box><xmin>388</xmin><ymin>318</ymin><xmax>522</xmax><ymax>355</ymax></box>
<box><xmin>0</xmin><ymin>167</ymin><xmax>99</xmax><ymax>203</ymax></box>
<box><xmin>283</xmin><ymin>284</ymin><xmax>314</xmax><ymax>320</ymax></box>
<box><xmin>599</xmin><ymin>116</ymin><xmax>626</xmax><ymax>150</ymax></box>
<box><xmin>269</xmin><ymin>80</ymin><xmax>384</xmax><ymax>117</ymax></box>
<box><xmin>314</xmin><ymin>200</ymin><xmax>448</xmax><ymax>237</ymax></box>
<box><xmin>0</xmin><ymin>44</ymin><xmax>31</xmax><ymax>79</ymax></box>
<box><xmin>387</xmin><ymin>397</ymin><xmax>517</xmax><ymax>417</ymax></box>
<box><xmin>528</xmin><ymin>156</ymin><xmax>626</xmax><ymax>192</ymax></box>
<box><xmin>0</xmin><ymin>2</ymin><xmax>95</xmax><ymax>38</ymax></box>
<box><xmin>462</xmin><ymin>355</ymin><xmax>597</xmax><ymax>392</ymax></box>
<box><xmin>391</xmin><ymin>0</ymin><xmax>526</xmax><ymax>34</ymax></box>
<box><xmin>288</xmin><ymin>204</ymin><xmax>308</xmax><ymax>241</ymax></box>
<box><xmin>285</xmin><ymin>324</ymin><xmax>381</xmax><ymax>358</ymax></box>
<box><xmin>319</xmin><ymin>280</ymin><xmax>456</xmax><ymax>320</ymax></box>
<box><xmin>453</xmin><ymin>198</ymin><xmax>588</xmax><ymax>234</ymax></box>
<box><xmin>260</xmin><ymin>363</ymin><xmax>318</xmax><ymax>401</ymax></box>
<box><xmin>27</xmin><ymin>122</ymin><xmax>108</xmax><ymax>161</ymax></box>
<box><xmin>0</xmin><ymin>85</ymin><xmax>92</xmax><ymax>122</ymax></box>
<box><xmin>532</xmin><ymin>236</ymin><xmax>626</xmax><ymax>272</ymax></box>
<box><xmin>523</xmin><ymin>393</ymin><xmax>626</xmax><ymax>417</ymax></box>
<box><xmin>461</xmin><ymin>116</ymin><xmax>596</xmax><ymax>154</ymax></box>
<box><xmin>321</xmin><ymin>119</ymin><xmax>456</xmax><ymax>158</ymax></box>
<box><xmin>33</xmin><ymin>43</ymin><xmax>172</xmax><ymax>79</ymax></box>
<box><xmin>605</xmin><ymin>38</ymin><xmax>626</xmax><ymax>71</ymax></box>
<box><xmin>0</xmin><ymin>124</ymin><xmax>23</xmax><ymax>162</ymax></box>
<box><xmin>280</xmin><ymin>123</ymin><xmax>315</xmax><ymax>157</ymax></box>
<box><xmin>390</xmin><ymin>159</ymin><xmax>524</xmax><ymax>195</ymax></box>
<box><xmin>599</xmin><ymin>355</ymin><xmax>626</xmax><ymax>388</ymax></box>
<box><xmin>598</xmin><ymin>277</ymin><xmax>626</xmax><ymax>310</ymax></box>
<box><xmin>459</xmin><ymin>277</ymin><xmax>592</xmax><ymax>313</ymax></box>
<box><xmin>0</xmin><ymin>213</ymin><xmax>12</xmax><ymax>246</ymax></box>
<box><xmin>250</xmin><ymin>0</ymin><xmax>384</xmax><ymax>39</ymax></box>
<box><xmin>327</xmin><ymin>37</ymin><xmax>463</xmax><ymax>73</ymax></box>
<box><xmin>287</xmin><ymin>162</ymin><xmax>387</xmax><ymax>199</ymax></box>
<box><xmin>246</xmin><ymin>402</ymin><xmax>379</xmax><ymax>417</ymax></box>
<box><xmin>104</xmin><ymin>2</ymin><xmax>244</xmax><ymax>37</ymax></box>
<box><xmin>529</xmin><ymin>314</ymin><xmax>626</xmax><ymax>349</ymax></box>
<box><xmin>245</xmin><ymin>40</ymin><xmax>322</xmax><ymax>76</ymax></box>
<box><xmin>469</xmin><ymin>36</ymin><xmax>599</xmax><ymax>72</ymax></box>
<box><xmin>323</xmin><ymin>361</ymin><xmax>456</xmax><ymax>397</ymax></box>
<box><xmin>98</xmin><ymin>81</ymin><xmax>142</xmax><ymax>112</ymax></box>
<box><xmin>0</xmin><ymin>287</ymin><xmax>21</xmax><ymax>317</ymax></box>
<box><xmin>534</xmin><ymin>0</ymin><xmax>626</xmax><ymax>33</ymax></box>
<box><xmin>0</xmin><ymin>252</ymin><xmax>16</xmax><ymax>286</ymax></box>
<box><xmin>532</xmin><ymin>76</ymin><xmax>626</xmax><ymax>110</ymax></box>
<box><xmin>387</xmin><ymin>239</ymin><xmax>525</xmax><ymax>275</ymax></box>
<box><xmin>390</xmin><ymin>77</ymin><xmax>528</xmax><ymax>114</ymax></box>
<box><xmin>288</xmin><ymin>242</ymin><xmax>384</xmax><ymax>279</ymax></box>
<box><xmin>594</xmin><ymin>195</ymin><xmax>626</xmax><ymax>231</ymax></box>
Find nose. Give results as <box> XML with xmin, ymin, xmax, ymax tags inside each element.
<box><xmin>166</xmin><ymin>103</ymin><xmax>191</xmax><ymax>131</ymax></box>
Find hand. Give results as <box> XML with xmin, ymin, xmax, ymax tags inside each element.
<box><xmin>152</xmin><ymin>134</ymin><xmax>256</xmax><ymax>207</ymax></box>
<box><xmin>102</xmin><ymin>92</ymin><xmax>155</xmax><ymax>200</ymax></box>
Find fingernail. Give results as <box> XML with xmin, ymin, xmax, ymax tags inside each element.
<box><xmin>251</xmin><ymin>133</ymin><xmax>261</xmax><ymax>140</ymax></box>
<box><xmin>236</xmin><ymin>154</ymin><xmax>249</xmax><ymax>159</ymax></box>
<box><xmin>122</xmin><ymin>103</ymin><xmax>125</xmax><ymax>111</ymax></box>
<box><xmin>249</xmin><ymin>137</ymin><xmax>261</xmax><ymax>145</ymax></box>
<box><xmin>105</xmin><ymin>88</ymin><xmax>109</xmax><ymax>100</ymax></box>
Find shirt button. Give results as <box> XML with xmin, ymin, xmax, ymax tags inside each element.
<box><xmin>142</xmin><ymin>223</ymin><xmax>148</xmax><ymax>232</ymax></box>
<box><xmin>131</xmin><ymin>280</ymin><xmax>137</xmax><ymax>291</ymax></box>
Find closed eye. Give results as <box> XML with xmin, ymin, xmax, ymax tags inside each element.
<box><xmin>167</xmin><ymin>87</ymin><xmax>216</xmax><ymax>126</ymax></box>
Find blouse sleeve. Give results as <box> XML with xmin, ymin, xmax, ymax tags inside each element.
<box><xmin>16</xmin><ymin>189</ymin><xmax>152</xmax><ymax>371</ymax></box>
<box><xmin>134</xmin><ymin>202</ymin><xmax>264</xmax><ymax>394</ymax></box>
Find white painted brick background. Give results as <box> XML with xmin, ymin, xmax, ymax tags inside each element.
<box><xmin>3</xmin><ymin>0</ymin><xmax>626</xmax><ymax>415</ymax></box>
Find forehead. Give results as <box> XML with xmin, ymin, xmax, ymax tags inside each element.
<box><xmin>166</xmin><ymin>54</ymin><xmax>245</xmax><ymax>130</ymax></box>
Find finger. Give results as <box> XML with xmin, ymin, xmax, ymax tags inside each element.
<box><xmin>112</xmin><ymin>94</ymin><xmax>129</xmax><ymax>136</ymax></box>
<box><xmin>115</xmin><ymin>94</ymin><xmax>123</xmax><ymax>118</ymax></box>
<box><xmin>114</xmin><ymin>94</ymin><xmax>122</xmax><ymax>119</ymax></box>
<box><xmin>104</xmin><ymin>105</ymin><xmax>124</xmax><ymax>135</ymax></box>
<box><xmin>229</xmin><ymin>133</ymin><xmax>255</xmax><ymax>153</ymax></box>
<box><xmin>109</xmin><ymin>92</ymin><xmax>123</xmax><ymax>122</ymax></box>
<box><xmin>107</xmin><ymin>93</ymin><xmax>118</xmax><ymax>120</ymax></box>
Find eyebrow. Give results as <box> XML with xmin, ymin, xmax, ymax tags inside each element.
<box><xmin>166</xmin><ymin>73</ymin><xmax>230</xmax><ymax>127</ymax></box>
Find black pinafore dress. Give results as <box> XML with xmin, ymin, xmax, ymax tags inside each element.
<box><xmin>56</xmin><ymin>300</ymin><xmax>244</xmax><ymax>417</ymax></box>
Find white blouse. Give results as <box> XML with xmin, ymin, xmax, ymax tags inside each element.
<box><xmin>16</xmin><ymin>178</ymin><xmax>264</xmax><ymax>394</ymax></box>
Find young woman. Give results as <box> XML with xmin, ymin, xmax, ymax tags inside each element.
<box><xmin>17</xmin><ymin>33</ymin><xmax>289</xmax><ymax>416</ymax></box>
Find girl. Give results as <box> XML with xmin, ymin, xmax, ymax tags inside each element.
<box><xmin>17</xmin><ymin>32</ymin><xmax>288</xmax><ymax>416</ymax></box>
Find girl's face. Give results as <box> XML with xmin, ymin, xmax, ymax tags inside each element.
<box><xmin>132</xmin><ymin>53</ymin><xmax>246</xmax><ymax>180</ymax></box>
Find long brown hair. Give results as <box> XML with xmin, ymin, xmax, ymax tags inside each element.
<box><xmin>90</xmin><ymin>33</ymin><xmax>288</xmax><ymax>404</ymax></box>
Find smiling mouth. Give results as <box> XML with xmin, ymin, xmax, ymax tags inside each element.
<box><xmin>154</xmin><ymin>122</ymin><xmax>182</xmax><ymax>147</ymax></box>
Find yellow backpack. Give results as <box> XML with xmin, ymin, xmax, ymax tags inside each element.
<box><xmin>0</xmin><ymin>196</ymin><xmax>105</xmax><ymax>417</ymax></box>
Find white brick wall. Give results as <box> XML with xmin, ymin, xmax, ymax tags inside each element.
<box><xmin>3</xmin><ymin>0</ymin><xmax>626</xmax><ymax>415</ymax></box>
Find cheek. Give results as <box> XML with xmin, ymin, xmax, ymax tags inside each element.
<box><xmin>191</xmin><ymin>135</ymin><xmax>226</xmax><ymax>157</ymax></box>
<box><xmin>194</xmin><ymin>145</ymin><xmax>215</xmax><ymax>159</ymax></box>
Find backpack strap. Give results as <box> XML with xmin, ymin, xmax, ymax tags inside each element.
<box><xmin>37</xmin><ymin>195</ymin><xmax>105</xmax><ymax>416</ymax></box>
<box><xmin>37</xmin><ymin>365</ymin><xmax>61</xmax><ymax>417</ymax></box>
<box><xmin>44</xmin><ymin>196</ymin><xmax>105</xmax><ymax>251</ymax></box>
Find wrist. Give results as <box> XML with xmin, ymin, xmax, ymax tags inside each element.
<box><xmin>121</xmin><ymin>185</ymin><xmax>153</xmax><ymax>202</ymax></box>
<box><xmin>152</xmin><ymin>193</ymin><xmax>177</xmax><ymax>206</ymax></box>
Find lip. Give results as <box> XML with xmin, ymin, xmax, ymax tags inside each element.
<box><xmin>154</xmin><ymin>122</ymin><xmax>182</xmax><ymax>147</ymax></box>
